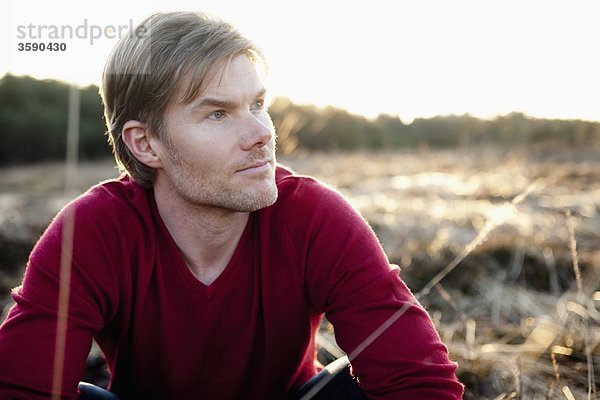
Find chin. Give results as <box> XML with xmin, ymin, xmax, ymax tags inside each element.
<box><xmin>240</xmin><ymin>186</ymin><xmax>279</xmax><ymax>212</ymax></box>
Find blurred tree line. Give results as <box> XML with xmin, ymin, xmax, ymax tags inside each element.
<box><xmin>1</xmin><ymin>73</ymin><xmax>599</xmax><ymax>164</ymax></box>
<box><xmin>269</xmin><ymin>98</ymin><xmax>600</xmax><ymax>154</ymax></box>
<box><xmin>0</xmin><ymin>74</ymin><xmax>106</xmax><ymax>164</ymax></box>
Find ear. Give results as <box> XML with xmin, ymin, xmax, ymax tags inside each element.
<box><xmin>121</xmin><ymin>120</ymin><xmax>163</xmax><ymax>168</ymax></box>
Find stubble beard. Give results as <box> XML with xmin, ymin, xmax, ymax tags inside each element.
<box><xmin>166</xmin><ymin>148</ymin><xmax>279</xmax><ymax>213</ymax></box>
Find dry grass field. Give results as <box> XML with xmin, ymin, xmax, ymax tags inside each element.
<box><xmin>1</xmin><ymin>143</ymin><xmax>598</xmax><ymax>398</ymax></box>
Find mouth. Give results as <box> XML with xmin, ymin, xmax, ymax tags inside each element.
<box><xmin>236</xmin><ymin>159</ymin><xmax>272</xmax><ymax>173</ymax></box>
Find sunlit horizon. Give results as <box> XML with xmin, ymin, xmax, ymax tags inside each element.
<box><xmin>1</xmin><ymin>0</ymin><xmax>599</xmax><ymax>123</ymax></box>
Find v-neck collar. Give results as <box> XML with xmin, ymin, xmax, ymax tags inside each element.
<box><xmin>148</xmin><ymin>189</ymin><xmax>254</xmax><ymax>299</ymax></box>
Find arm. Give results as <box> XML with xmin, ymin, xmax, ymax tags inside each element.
<box><xmin>298</xmin><ymin>179</ymin><xmax>464</xmax><ymax>399</ymax></box>
<box><xmin>0</xmin><ymin>198</ymin><xmax>120</xmax><ymax>399</ymax></box>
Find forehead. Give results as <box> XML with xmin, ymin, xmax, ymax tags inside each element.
<box><xmin>176</xmin><ymin>54</ymin><xmax>266</xmax><ymax>105</ymax></box>
<box><xmin>202</xmin><ymin>55</ymin><xmax>265</xmax><ymax>96</ymax></box>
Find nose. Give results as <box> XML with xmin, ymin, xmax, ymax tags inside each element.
<box><xmin>239</xmin><ymin>112</ymin><xmax>274</xmax><ymax>151</ymax></box>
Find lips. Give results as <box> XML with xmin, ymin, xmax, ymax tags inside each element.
<box><xmin>236</xmin><ymin>159</ymin><xmax>271</xmax><ymax>173</ymax></box>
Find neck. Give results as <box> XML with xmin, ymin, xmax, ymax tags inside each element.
<box><xmin>153</xmin><ymin>185</ymin><xmax>249</xmax><ymax>286</ymax></box>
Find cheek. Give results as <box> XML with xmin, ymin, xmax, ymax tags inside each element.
<box><xmin>171</xmin><ymin>128</ymin><xmax>218</xmax><ymax>158</ymax></box>
<box><xmin>262</xmin><ymin>112</ymin><xmax>275</xmax><ymax>130</ymax></box>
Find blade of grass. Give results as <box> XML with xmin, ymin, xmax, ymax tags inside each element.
<box><xmin>565</xmin><ymin>210</ymin><xmax>595</xmax><ymax>400</ymax></box>
<box><xmin>51</xmin><ymin>207</ymin><xmax>75</xmax><ymax>400</ymax></box>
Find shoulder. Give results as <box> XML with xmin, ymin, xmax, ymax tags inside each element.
<box><xmin>50</xmin><ymin>175</ymin><xmax>148</xmax><ymax>234</ymax></box>
<box><xmin>21</xmin><ymin>176</ymin><xmax>146</xmax><ymax>322</ymax></box>
<box><xmin>269</xmin><ymin>164</ymin><xmax>367</xmax><ymax>239</ymax></box>
<box><xmin>77</xmin><ymin>174</ymin><xmax>149</xmax><ymax>213</ymax></box>
<box><xmin>33</xmin><ymin>175</ymin><xmax>150</xmax><ymax>257</ymax></box>
<box><xmin>26</xmin><ymin>175</ymin><xmax>151</xmax><ymax>301</ymax></box>
<box><xmin>274</xmin><ymin>164</ymin><xmax>362</xmax><ymax>221</ymax></box>
<box><xmin>275</xmin><ymin>164</ymin><xmax>350</xmax><ymax>208</ymax></box>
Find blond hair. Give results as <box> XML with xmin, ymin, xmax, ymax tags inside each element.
<box><xmin>101</xmin><ymin>12</ymin><xmax>263</xmax><ymax>187</ymax></box>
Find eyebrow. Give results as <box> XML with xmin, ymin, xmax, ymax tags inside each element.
<box><xmin>191</xmin><ymin>88</ymin><xmax>267</xmax><ymax>111</ymax></box>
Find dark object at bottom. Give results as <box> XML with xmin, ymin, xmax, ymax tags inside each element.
<box><xmin>77</xmin><ymin>356</ymin><xmax>367</xmax><ymax>400</ymax></box>
<box><xmin>287</xmin><ymin>356</ymin><xmax>367</xmax><ymax>400</ymax></box>
<box><xmin>77</xmin><ymin>382</ymin><xmax>119</xmax><ymax>399</ymax></box>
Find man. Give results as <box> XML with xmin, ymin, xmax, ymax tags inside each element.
<box><xmin>0</xmin><ymin>12</ymin><xmax>463</xmax><ymax>399</ymax></box>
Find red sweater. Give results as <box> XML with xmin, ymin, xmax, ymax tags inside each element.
<box><xmin>0</xmin><ymin>166</ymin><xmax>463</xmax><ymax>399</ymax></box>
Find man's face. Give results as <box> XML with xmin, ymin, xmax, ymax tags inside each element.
<box><xmin>155</xmin><ymin>54</ymin><xmax>278</xmax><ymax>212</ymax></box>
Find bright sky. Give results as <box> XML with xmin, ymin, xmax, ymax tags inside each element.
<box><xmin>1</xmin><ymin>0</ymin><xmax>599</xmax><ymax>122</ymax></box>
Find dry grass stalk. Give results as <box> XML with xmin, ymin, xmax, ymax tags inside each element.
<box><xmin>51</xmin><ymin>206</ymin><xmax>76</xmax><ymax>400</ymax></box>
<box><xmin>566</xmin><ymin>210</ymin><xmax>596</xmax><ymax>399</ymax></box>
<box><xmin>435</xmin><ymin>283</ymin><xmax>476</xmax><ymax>359</ymax></box>
<box><xmin>562</xmin><ymin>385</ymin><xmax>576</xmax><ymax>400</ymax></box>
<box><xmin>545</xmin><ymin>351</ymin><xmax>561</xmax><ymax>399</ymax></box>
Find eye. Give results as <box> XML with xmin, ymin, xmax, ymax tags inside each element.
<box><xmin>251</xmin><ymin>99</ymin><xmax>265</xmax><ymax>111</ymax></box>
<box><xmin>207</xmin><ymin>110</ymin><xmax>226</xmax><ymax>121</ymax></box>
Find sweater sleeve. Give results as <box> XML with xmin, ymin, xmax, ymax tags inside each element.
<box><xmin>294</xmin><ymin>178</ymin><xmax>464</xmax><ymax>399</ymax></box>
<box><xmin>0</xmin><ymin>193</ymin><xmax>121</xmax><ymax>399</ymax></box>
